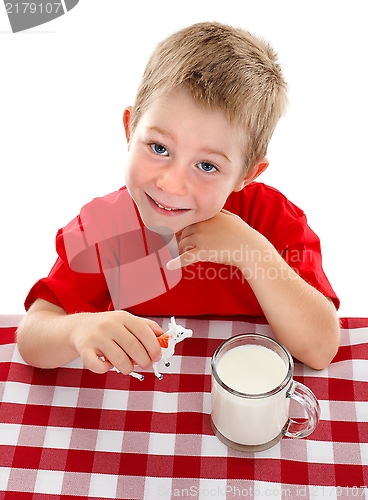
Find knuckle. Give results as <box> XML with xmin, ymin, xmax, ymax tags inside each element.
<box><xmin>116</xmin><ymin>310</ymin><xmax>131</xmax><ymax>321</ymax></box>
<box><xmin>125</xmin><ymin>340</ymin><xmax>141</xmax><ymax>360</ymax></box>
<box><xmin>137</xmin><ymin>324</ymin><xmax>152</xmax><ymax>341</ymax></box>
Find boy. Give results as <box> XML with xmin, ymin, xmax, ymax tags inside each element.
<box><xmin>17</xmin><ymin>22</ymin><xmax>340</xmax><ymax>373</ymax></box>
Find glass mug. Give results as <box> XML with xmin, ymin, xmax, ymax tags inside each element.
<box><xmin>211</xmin><ymin>334</ymin><xmax>321</xmax><ymax>452</ymax></box>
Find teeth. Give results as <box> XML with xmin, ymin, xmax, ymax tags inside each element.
<box><xmin>155</xmin><ymin>200</ymin><xmax>181</xmax><ymax>211</ymax></box>
<box><xmin>148</xmin><ymin>193</ymin><xmax>187</xmax><ymax>211</ymax></box>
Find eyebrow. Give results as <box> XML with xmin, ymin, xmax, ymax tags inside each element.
<box><xmin>200</xmin><ymin>148</ymin><xmax>231</xmax><ymax>163</ymax></box>
<box><xmin>147</xmin><ymin>126</ymin><xmax>174</xmax><ymax>141</ymax></box>
<box><xmin>147</xmin><ymin>126</ymin><xmax>231</xmax><ymax>163</ymax></box>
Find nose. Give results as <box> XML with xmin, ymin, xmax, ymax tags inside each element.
<box><xmin>155</xmin><ymin>162</ymin><xmax>189</xmax><ymax>196</ymax></box>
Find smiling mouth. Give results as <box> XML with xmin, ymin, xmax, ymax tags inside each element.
<box><xmin>147</xmin><ymin>193</ymin><xmax>190</xmax><ymax>211</ymax></box>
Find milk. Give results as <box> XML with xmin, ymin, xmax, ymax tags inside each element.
<box><xmin>217</xmin><ymin>344</ymin><xmax>287</xmax><ymax>394</ymax></box>
<box><xmin>211</xmin><ymin>344</ymin><xmax>290</xmax><ymax>447</ymax></box>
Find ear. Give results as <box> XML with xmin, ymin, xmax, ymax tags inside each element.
<box><xmin>123</xmin><ymin>106</ymin><xmax>132</xmax><ymax>145</ymax></box>
<box><xmin>233</xmin><ymin>158</ymin><xmax>269</xmax><ymax>192</ymax></box>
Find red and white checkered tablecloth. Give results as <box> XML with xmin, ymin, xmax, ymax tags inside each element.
<box><xmin>1</xmin><ymin>315</ymin><xmax>368</xmax><ymax>500</ymax></box>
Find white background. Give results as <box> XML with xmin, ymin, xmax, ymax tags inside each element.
<box><xmin>0</xmin><ymin>0</ymin><xmax>367</xmax><ymax>316</ymax></box>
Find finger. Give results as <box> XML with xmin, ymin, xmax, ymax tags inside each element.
<box><xmin>179</xmin><ymin>225</ymin><xmax>195</xmax><ymax>240</ymax></box>
<box><xmin>82</xmin><ymin>348</ymin><xmax>115</xmax><ymax>374</ymax></box>
<box><xmin>166</xmin><ymin>257</ymin><xmax>182</xmax><ymax>270</ymax></box>
<box><xmin>96</xmin><ymin>337</ymin><xmax>139</xmax><ymax>374</ymax></box>
<box><xmin>141</xmin><ymin>318</ymin><xmax>165</xmax><ymax>337</ymax></box>
<box><xmin>87</xmin><ymin>323</ymin><xmax>149</xmax><ymax>373</ymax></box>
<box><xmin>123</xmin><ymin>317</ymin><xmax>162</xmax><ymax>364</ymax></box>
<box><xmin>175</xmin><ymin>229</ymin><xmax>183</xmax><ymax>240</ymax></box>
<box><xmin>166</xmin><ymin>249</ymin><xmax>199</xmax><ymax>270</ymax></box>
<box><xmin>177</xmin><ymin>234</ymin><xmax>196</xmax><ymax>253</ymax></box>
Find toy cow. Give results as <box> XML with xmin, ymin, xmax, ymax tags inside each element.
<box><xmin>112</xmin><ymin>317</ymin><xmax>193</xmax><ymax>381</ymax></box>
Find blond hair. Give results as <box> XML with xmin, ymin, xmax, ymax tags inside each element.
<box><xmin>130</xmin><ymin>22</ymin><xmax>288</xmax><ymax>172</ymax></box>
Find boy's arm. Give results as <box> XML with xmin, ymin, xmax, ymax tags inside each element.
<box><xmin>167</xmin><ymin>210</ymin><xmax>340</xmax><ymax>370</ymax></box>
<box><xmin>239</xmin><ymin>234</ymin><xmax>340</xmax><ymax>370</ymax></box>
<box><xmin>16</xmin><ymin>299</ymin><xmax>163</xmax><ymax>372</ymax></box>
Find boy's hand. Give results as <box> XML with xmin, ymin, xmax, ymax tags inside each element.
<box><xmin>71</xmin><ymin>311</ymin><xmax>164</xmax><ymax>374</ymax></box>
<box><xmin>167</xmin><ymin>209</ymin><xmax>251</xmax><ymax>270</ymax></box>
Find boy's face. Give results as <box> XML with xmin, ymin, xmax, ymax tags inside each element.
<box><xmin>124</xmin><ymin>88</ymin><xmax>262</xmax><ymax>234</ymax></box>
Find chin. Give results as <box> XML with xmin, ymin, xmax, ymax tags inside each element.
<box><xmin>148</xmin><ymin>222</ymin><xmax>184</xmax><ymax>236</ymax></box>
<box><xmin>139</xmin><ymin>214</ymin><xmax>180</xmax><ymax>235</ymax></box>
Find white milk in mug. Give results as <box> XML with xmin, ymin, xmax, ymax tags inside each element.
<box><xmin>211</xmin><ymin>334</ymin><xmax>320</xmax><ymax>452</ymax></box>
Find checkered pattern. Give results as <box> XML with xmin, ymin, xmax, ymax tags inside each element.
<box><xmin>1</xmin><ymin>316</ymin><xmax>368</xmax><ymax>500</ymax></box>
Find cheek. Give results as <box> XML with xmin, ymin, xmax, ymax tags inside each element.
<box><xmin>126</xmin><ymin>148</ymin><xmax>153</xmax><ymax>178</ymax></box>
<box><xmin>124</xmin><ymin>161</ymin><xmax>133</xmax><ymax>185</ymax></box>
<box><xmin>197</xmin><ymin>197</ymin><xmax>226</xmax><ymax>221</ymax></box>
<box><xmin>124</xmin><ymin>153</ymin><xmax>142</xmax><ymax>184</ymax></box>
<box><xmin>200</xmin><ymin>185</ymin><xmax>231</xmax><ymax>208</ymax></box>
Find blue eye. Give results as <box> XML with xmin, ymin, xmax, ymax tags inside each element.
<box><xmin>151</xmin><ymin>143</ymin><xmax>168</xmax><ymax>156</ymax></box>
<box><xmin>197</xmin><ymin>161</ymin><xmax>217</xmax><ymax>173</ymax></box>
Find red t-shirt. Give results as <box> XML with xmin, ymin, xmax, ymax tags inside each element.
<box><xmin>25</xmin><ymin>183</ymin><xmax>339</xmax><ymax>318</ymax></box>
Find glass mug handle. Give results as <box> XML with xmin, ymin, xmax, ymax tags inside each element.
<box><xmin>283</xmin><ymin>381</ymin><xmax>321</xmax><ymax>438</ymax></box>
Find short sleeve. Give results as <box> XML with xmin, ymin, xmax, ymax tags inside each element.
<box><xmin>275</xmin><ymin>215</ymin><xmax>340</xmax><ymax>310</ymax></box>
<box><xmin>24</xmin><ymin>227</ymin><xmax>113</xmax><ymax>314</ymax></box>
<box><xmin>24</xmin><ymin>187</ymin><xmax>139</xmax><ymax>314</ymax></box>
<box><xmin>24</xmin><ymin>187</ymin><xmax>181</xmax><ymax>314</ymax></box>
<box><xmin>224</xmin><ymin>183</ymin><xmax>340</xmax><ymax>311</ymax></box>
